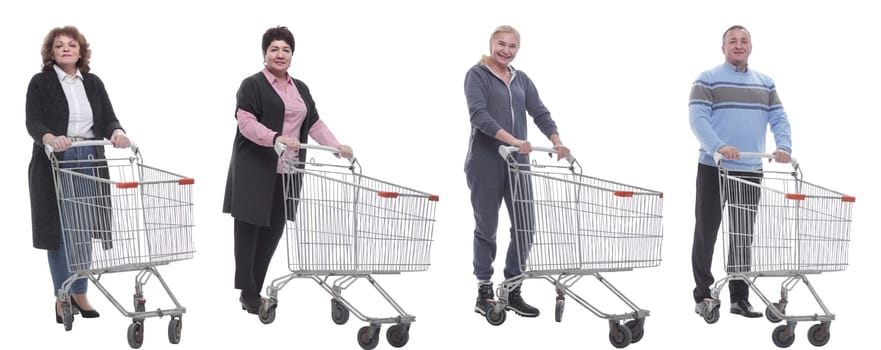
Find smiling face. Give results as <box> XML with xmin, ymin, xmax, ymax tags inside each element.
<box><xmin>489</xmin><ymin>32</ymin><xmax>519</xmax><ymax>67</ymax></box>
<box><xmin>52</xmin><ymin>34</ymin><xmax>81</xmax><ymax>73</ymax></box>
<box><xmin>264</xmin><ymin>40</ymin><xmax>292</xmax><ymax>77</ymax></box>
<box><xmin>722</xmin><ymin>28</ymin><xmax>751</xmax><ymax>69</ymax></box>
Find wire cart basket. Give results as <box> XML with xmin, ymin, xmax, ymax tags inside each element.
<box><xmin>694</xmin><ymin>152</ymin><xmax>854</xmax><ymax>348</ymax></box>
<box><xmin>485</xmin><ymin>145</ymin><xmax>664</xmax><ymax>348</ymax></box>
<box><xmin>48</xmin><ymin>140</ymin><xmax>195</xmax><ymax>348</ymax></box>
<box><xmin>258</xmin><ymin>143</ymin><xmax>438</xmax><ymax>350</ymax></box>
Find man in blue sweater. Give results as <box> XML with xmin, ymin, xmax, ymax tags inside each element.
<box><xmin>689</xmin><ymin>25</ymin><xmax>792</xmax><ymax>319</ymax></box>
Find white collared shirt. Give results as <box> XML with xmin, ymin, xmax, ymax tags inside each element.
<box><xmin>53</xmin><ymin>65</ymin><xmax>95</xmax><ymax>138</ymax></box>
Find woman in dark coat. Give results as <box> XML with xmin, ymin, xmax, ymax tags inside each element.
<box><xmin>222</xmin><ymin>26</ymin><xmax>353</xmax><ymax>315</ymax></box>
<box><xmin>26</xmin><ymin>26</ymin><xmax>131</xmax><ymax>323</ymax></box>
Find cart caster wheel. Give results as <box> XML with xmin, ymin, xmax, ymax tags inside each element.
<box><xmin>703</xmin><ymin>305</ymin><xmax>720</xmax><ymax>324</ymax></box>
<box><xmin>357</xmin><ymin>325</ymin><xmax>380</xmax><ymax>350</ymax></box>
<box><xmin>386</xmin><ymin>324</ymin><xmax>410</xmax><ymax>348</ymax></box>
<box><xmin>766</xmin><ymin>302</ymin><xmax>785</xmax><ymax>323</ymax></box>
<box><xmin>625</xmin><ymin>318</ymin><xmax>645</xmax><ymax>344</ymax></box>
<box><xmin>62</xmin><ymin>304</ymin><xmax>74</xmax><ymax>331</ymax></box>
<box><xmin>127</xmin><ymin>321</ymin><xmax>145</xmax><ymax>349</ymax></box>
<box><xmin>167</xmin><ymin>317</ymin><xmax>182</xmax><ymax>344</ymax></box>
<box><xmin>259</xmin><ymin>303</ymin><xmax>276</xmax><ymax>325</ymax></box>
<box><xmin>609</xmin><ymin>323</ymin><xmax>633</xmax><ymax>348</ymax></box>
<box><xmin>486</xmin><ymin>306</ymin><xmax>506</xmax><ymax>326</ymax></box>
<box><xmin>772</xmin><ymin>324</ymin><xmax>796</xmax><ymax>348</ymax></box>
<box><xmin>331</xmin><ymin>299</ymin><xmax>349</xmax><ymax>325</ymax></box>
<box><xmin>554</xmin><ymin>299</ymin><xmax>565</xmax><ymax>322</ymax></box>
<box><xmin>807</xmin><ymin>323</ymin><xmax>830</xmax><ymax>347</ymax></box>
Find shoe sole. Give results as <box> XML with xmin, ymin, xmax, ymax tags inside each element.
<box><xmin>474</xmin><ymin>307</ymin><xmax>487</xmax><ymax>316</ymax></box>
<box><xmin>730</xmin><ymin>310</ymin><xmax>762</xmax><ymax>318</ymax></box>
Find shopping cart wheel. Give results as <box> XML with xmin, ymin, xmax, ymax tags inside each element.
<box><xmin>772</xmin><ymin>324</ymin><xmax>796</xmax><ymax>348</ymax></box>
<box><xmin>807</xmin><ymin>323</ymin><xmax>830</xmax><ymax>347</ymax></box>
<box><xmin>62</xmin><ymin>304</ymin><xmax>74</xmax><ymax>331</ymax></box>
<box><xmin>486</xmin><ymin>306</ymin><xmax>506</xmax><ymax>326</ymax></box>
<box><xmin>167</xmin><ymin>317</ymin><xmax>182</xmax><ymax>344</ymax></box>
<box><xmin>554</xmin><ymin>299</ymin><xmax>565</xmax><ymax>322</ymax></box>
<box><xmin>703</xmin><ymin>305</ymin><xmax>720</xmax><ymax>324</ymax></box>
<box><xmin>765</xmin><ymin>302</ymin><xmax>785</xmax><ymax>323</ymax></box>
<box><xmin>331</xmin><ymin>299</ymin><xmax>350</xmax><ymax>325</ymax></box>
<box><xmin>386</xmin><ymin>324</ymin><xmax>410</xmax><ymax>348</ymax></box>
<box><xmin>127</xmin><ymin>321</ymin><xmax>145</xmax><ymax>349</ymax></box>
<box><xmin>357</xmin><ymin>325</ymin><xmax>381</xmax><ymax>350</ymax></box>
<box><xmin>258</xmin><ymin>302</ymin><xmax>276</xmax><ymax>324</ymax></box>
<box><xmin>609</xmin><ymin>323</ymin><xmax>633</xmax><ymax>349</ymax></box>
<box><xmin>625</xmin><ymin>318</ymin><xmax>645</xmax><ymax>344</ymax></box>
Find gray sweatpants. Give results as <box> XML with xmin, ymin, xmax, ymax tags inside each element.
<box><xmin>467</xmin><ymin>155</ymin><xmax>535</xmax><ymax>281</ymax></box>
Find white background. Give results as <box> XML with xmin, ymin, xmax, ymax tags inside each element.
<box><xmin>1</xmin><ymin>0</ymin><xmax>876</xmax><ymax>349</ymax></box>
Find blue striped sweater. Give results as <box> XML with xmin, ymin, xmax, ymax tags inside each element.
<box><xmin>689</xmin><ymin>63</ymin><xmax>792</xmax><ymax>171</ymax></box>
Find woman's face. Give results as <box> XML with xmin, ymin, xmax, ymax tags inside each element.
<box><xmin>264</xmin><ymin>40</ymin><xmax>292</xmax><ymax>76</ymax></box>
<box><xmin>52</xmin><ymin>34</ymin><xmax>80</xmax><ymax>72</ymax></box>
<box><xmin>489</xmin><ymin>32</ymin><xmax>519</xmax><ymax>67</ymax></box>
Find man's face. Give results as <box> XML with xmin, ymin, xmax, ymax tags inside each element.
<box><xmin>722</xmin><ymin>29</ymin><xmax>751</xmax><ymax>68</ymax></box>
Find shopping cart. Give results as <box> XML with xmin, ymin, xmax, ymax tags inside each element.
<box><xmin>486</xmin><ymin>145</ymin><xmax>664</xmax><ymax>348</ymax></box>
<box><xmin>259</xmin><ymin>143</ymin><xmax>438</xmax><ymax>350</ymax></box>
<box><xmin>694</xmin><ymin>152</ymin><xmax>854</xmax><ymax>348</ymax></box>
<box><xmin>47</xmin><ymin>140</ymin><xmax>195</xmax><ymax>348</ymax></box>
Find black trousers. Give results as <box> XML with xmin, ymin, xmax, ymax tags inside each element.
<box><xmin>692</xmin><ymin>163</ymin><xmax>762</xmax><ymax>303</ymax></box>
<box><xmin>234</xmin><ymin>173</ymin><xmax>302</xmax><ymax>301</ymax></box>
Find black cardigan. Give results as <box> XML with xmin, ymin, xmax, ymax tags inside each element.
<box><xmin>25</xmin><ymin>69</ymin><xmax>124</xmax><ymax>250</ymax></box>
<box><xmin>222</xmin><ymin>72</ymin><xmax>320</xmax><ymax>226</ymax></box>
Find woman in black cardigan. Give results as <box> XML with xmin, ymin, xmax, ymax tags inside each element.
<box><xmin>222</xmin><ymin>26</ymin><xmax>353</xmax><ymax>315</ymax></box>
<box><xmin>26</xmin><ymin>26</ymin><xmax>131</xmax><ymax>324</ymax></box>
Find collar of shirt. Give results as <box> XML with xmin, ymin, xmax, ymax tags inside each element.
<box><xmin>723</xmin><ymin>62</ymin><xmax>749</xmax><ymax>73</ymax></box>
<box><xmin>261</xmin><ymin>67</ymin><xmax>293</xmax><ymax>87</ymax></box>
<box><xmin>53</xmin><ymin>64</ymin><xmax>83</xmax><ymax>83</ymax></box>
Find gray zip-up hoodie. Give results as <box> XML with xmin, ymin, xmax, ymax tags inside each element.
<box><xmin>464</xmin><ymin>63</ymin><xmax>558</xmax><ymax>172</ymax></box>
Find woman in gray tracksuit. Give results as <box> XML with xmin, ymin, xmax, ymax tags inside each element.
<box><xmin>464</xmin><ymin>25</ymin><xmax>570</xmax><ymax>319</ymax></box>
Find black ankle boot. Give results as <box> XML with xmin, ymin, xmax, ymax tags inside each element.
<box><xmin>506</xmin><ymin>286</ymin><xmax>540</xmax><ymax>317</ymax></box>
<box><xmin>474</xmin><ymin>283</ymin><xmax>495</xmax><ymax>316</ymax></box>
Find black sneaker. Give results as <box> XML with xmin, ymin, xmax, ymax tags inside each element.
<box><xmin>506</xmin><ymin>287</ymin><xmax>540</xmax><ymax>317</ymax></box>
<box><xmin>474</xmin><ymin>284</ymin><xmax>495</xmax><ymax>316</ymax></box>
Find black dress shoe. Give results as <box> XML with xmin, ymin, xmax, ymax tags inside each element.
<box><xmin>239</xmin><ymin>295</ymin><xmax>261</xmax><ymax>315</ymax></box>
<box><xmin>730</xmin><ymin>299</ymin><xmax>762</xmax><ymax>318</ymax></box>
<box><xmin>71</xmin><ymin>298</ymin><xmax>100</xmax><ymax>318</ymax></box>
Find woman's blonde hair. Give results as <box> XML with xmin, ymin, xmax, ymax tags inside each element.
<box><xmin>479</xmin><ymin>25</ymin><xmax>520</xmax><ymax>65</ymax></box>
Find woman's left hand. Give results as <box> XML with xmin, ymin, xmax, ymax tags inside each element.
<box><xmin>111</xmin><ymin>130</ymin><xmax>130</xmax><ymax>148</ymax></box>
<box><xmin>336</xmin><ymin>144</ymin><xmax>354</xmax><ymax>159</ymax></box>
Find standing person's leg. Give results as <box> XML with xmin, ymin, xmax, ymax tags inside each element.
<box><xmin>501</xmin><ymin>163</ymin><xmax>539</xmax><ymax>318</ymax></box>
<box><xmin>252</xmin><ymin>174</ymin><xmax>286</xmax><ymax>298</ymax></box>
<box><xmin>727</xmin><ymin>172</ymin><xmax>763</xmax><ymax>307</ymax></box>
<box><xmin>467</xmin><ymin>160</ymin><xmax>505</xmax><ymax>315</ymax></box>
<box><xmin>58</xmin><ymin>146</ymin><xmax>97</xmax><ymax>315</ymax></box>
<box><xmin>234</xmin><ymin>220</ymin><xmax>261</xmax><ymax>312</ymax></box>
<box><xmin>692</xmin><ymin>164</ymin><xmax>723</xmax><ymax>307</ymax></box>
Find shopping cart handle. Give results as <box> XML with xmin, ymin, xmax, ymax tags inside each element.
<box><xmin>713</xmin><ymin>151</ymin><xmax>799</xmax><ymax>170</ymax></box>
<box><xmin>44</xmin><ymin>139</ymin><xmax>139</xmax><ymax>157</ymax></box>
<box><xmin>274</xmin><ymin>142</ymin><xmax>357</xmax><ymax>163</ymax></box>
<box><xmin>499</xmin><ymin>145</ymin><xmax>576</xmax><ymax>164</ymax></box>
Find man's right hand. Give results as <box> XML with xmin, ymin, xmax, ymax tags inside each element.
<box><xmin>718</xmin><ymin>145</ymin><xmax>740</xmax><ymax>160</ymax></box>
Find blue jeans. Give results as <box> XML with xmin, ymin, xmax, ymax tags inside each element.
<box><xmin>48</xmin><ymin>146</ymin><xmax>98</xmax><ymax>296</ymax></box>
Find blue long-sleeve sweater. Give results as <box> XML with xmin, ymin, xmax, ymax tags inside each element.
<box><xmin>464</xmin><ymin>63</ymin><xmax>558</xmax><ymax>171</ymax></box>
<box><xmin>689</xmin><ymin>63</ymin><xmax>792</xmax><ymax>171</ymax></box>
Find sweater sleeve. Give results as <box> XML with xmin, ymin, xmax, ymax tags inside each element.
<box><xmin>767</xmin><ymin>78</ymin><xmax>792</xmax><ymax>153</ymax></box>
<box><xmin>522</xmin><ymin>73</ymin><xmax>558</xmax><ymax>138</ymax></box>
<box><xmin>465</xmin><ymin>68</ymin><xmax>503</xmax><ymax>137</ymax></box>
<box><xmin>688</xmin><ymin>74</ymin><xmax>725</xmax><ymax>154</ymax></box>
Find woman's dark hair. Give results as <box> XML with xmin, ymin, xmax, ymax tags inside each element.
<box><xmin>262</xmin><ymin>26</ymin><xmax>295</xmax><ymax>55</ymax></box>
